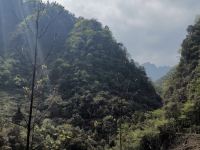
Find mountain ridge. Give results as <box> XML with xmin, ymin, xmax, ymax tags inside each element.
<box><xmin>142</xmin><ymin>62</ymin><xmax>171</xmax><ymax>81</ymax></box>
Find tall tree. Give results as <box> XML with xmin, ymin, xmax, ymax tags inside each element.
<box><xmin>25</xmin><ymin>1</ymin><xmax>40</xmax><ymax>149</ymax></box>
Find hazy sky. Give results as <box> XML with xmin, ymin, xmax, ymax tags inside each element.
<box><xmin>44</xmin><ymin>0</ymin><xmax>200</xmax><ymax>66</ymax></box>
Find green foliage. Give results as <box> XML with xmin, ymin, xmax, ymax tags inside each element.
<box><xmin>111</xmin><ymin>109</ymin><xmax>175</xmax><ymax>150</ymax></box>
<box><xmin>162</xmin><ymin>18</ymin><xmax>200</xmax><ymax>129</ymax></box>
<box><xmin>33</xmin><ymin>119</ymin><xmax>101</xmax><ymax>150</ymax></box>
<box><xmin>133</xmin><ymin>17</ymin><xmax>200</xmax><ymax>150</ymax></box>
<box><xmin>0</xmin><ymin>58</ymin><xmax>15</xmax><ymax>88</ymax></box>
<box><xmin>0</xmin><ymin>0</ymin><xmax>162</xmax><ymax>149</ymax></box>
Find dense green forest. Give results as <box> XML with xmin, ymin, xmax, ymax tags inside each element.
<box><xmin>1</xmin><ymin>0</ymin><xmax>200</xmax><ymax>150</ymax></box>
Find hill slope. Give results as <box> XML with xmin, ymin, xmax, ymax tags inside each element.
<box><xmin>0</xmin><ymin>1</ymin><xmax>162</xmax><ymax>149</ymax></box>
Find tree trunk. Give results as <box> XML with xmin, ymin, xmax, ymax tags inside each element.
<box><xmin>26</xmin><ymin>7</ymin><xmax>39</xmax><ymax>150</ymax></box>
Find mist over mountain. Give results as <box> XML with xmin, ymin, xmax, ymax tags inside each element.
<box><xmin>142</xmin><ymin>62</ymin><xmax>171</xmax><ymax>81</ymax></box>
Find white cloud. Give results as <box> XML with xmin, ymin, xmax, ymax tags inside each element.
<box><xmin>44</xmin><ymin>0</ymin><xmax>200</xmax><ymax>66</ymax></box>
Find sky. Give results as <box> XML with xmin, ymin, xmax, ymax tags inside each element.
<box><xmin>44</xmin><ymin>0</ymin><xmax>200</xmax><ymax>66</ymax></box>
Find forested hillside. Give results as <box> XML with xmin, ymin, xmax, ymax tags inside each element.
<box><xmin>115</xmin><ymin>15</ymin><xmax>200</xmax><ymax>150</ymax></box>
<box><xmin>2</xmin><ymin>0</ymin><xmax>200</xmax><ymax>150</ymax></box>
<box><xmin>0</xmin><ymin>0</ymin><xmax>162</xmax><ymax>149</ymax></box>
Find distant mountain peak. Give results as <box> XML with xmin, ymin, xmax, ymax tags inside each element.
<box><xmin>142</xmin><ymin>62</ymin><xmax>171</xmax><ymax>81</ymax></box>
